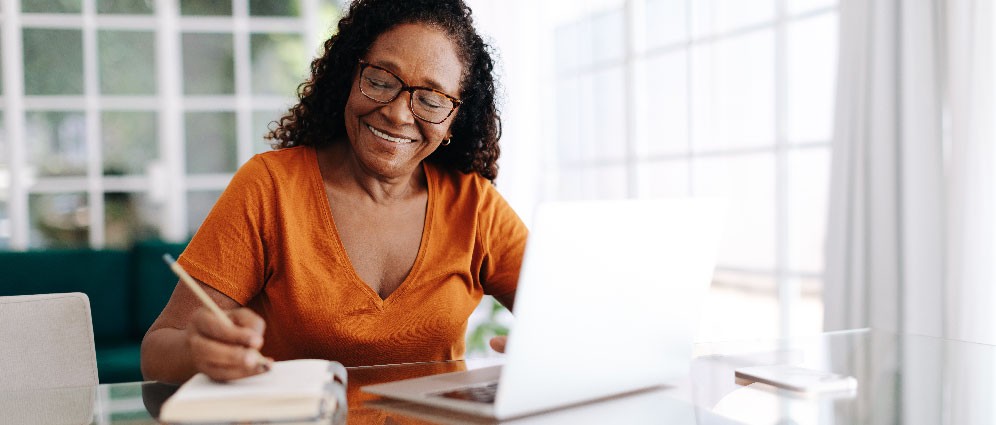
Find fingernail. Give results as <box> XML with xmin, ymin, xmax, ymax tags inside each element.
<box><xmin>249</xmin><ymin>335</ymin><xmax>262</xmax><ymax>347</ymax></box>
<box><xmin>244</xmin><ymin>350</ymin><xmax>260</xmax><ymax>368</ymax></box>
<box><xmin>260</xmin><ymin>357</ymin><xmax>273</xmax><ymax>372</ymax></box>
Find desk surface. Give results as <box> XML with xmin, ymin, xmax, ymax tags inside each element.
<box><xmin>4</xmin><ymin>329</ymin><xmax>995</xmax><ymax>424</ymax></box>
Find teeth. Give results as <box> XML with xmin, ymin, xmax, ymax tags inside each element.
<box><xmin>368</xmin><ymin>125</ymin><xmax>414</xmax><ymax>144</ymax></box>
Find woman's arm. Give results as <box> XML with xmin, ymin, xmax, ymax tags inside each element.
<box><xmin>140</xmin><ymin>278</ymin><xmax>269</xmax><ymax>384</ymax></box>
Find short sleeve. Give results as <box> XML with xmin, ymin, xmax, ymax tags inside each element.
<box><xmin>478</xmin><ymin>183</ymin><xmax>528</xmax><ymax>298</ymax></box>
<box><xmin>178</xmin><ymin>155</ymin><xmax>273</xmax><ymax>305</ymax></box>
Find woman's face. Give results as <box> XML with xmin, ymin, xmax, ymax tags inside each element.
<box><xmin>342</xmin><ymin>23</ymin><xmax>463</xmax><ymax>180</ymax></box>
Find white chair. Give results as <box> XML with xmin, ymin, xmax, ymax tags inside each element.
<box><xmin>0</xmin><ymin>292</ymin><xmax>99</xmax><ymax>424</ymax></box>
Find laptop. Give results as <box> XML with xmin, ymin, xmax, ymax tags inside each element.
<box><xmin>362</xmin><ymin>198</ymin><xmax>726</xmax><ymax>420</ymax></box>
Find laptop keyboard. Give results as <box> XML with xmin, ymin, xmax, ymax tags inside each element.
<box><xmin>434</xmin><ymin>381</ymin><xmax>499</xmax><ymax>404</ymax></box>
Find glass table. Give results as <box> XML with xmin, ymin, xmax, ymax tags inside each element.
<box><xmin>4</xmin><ymin>329</ymin><xmax>994</xmax><ymax>424</ymax></box>
<box><xmin>687</xmin><ymin>328</ymin><xmax>996</xmax><ymax>424</ymax></box>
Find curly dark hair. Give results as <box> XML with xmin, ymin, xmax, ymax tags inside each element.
<box><xmin>265</xmin><ymin>0</ymin><xmax>502</xmax><ymax>181</ymax></box>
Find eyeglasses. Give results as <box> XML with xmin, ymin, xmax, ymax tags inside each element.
<box><xmin>358</xmin><ymin>60</ymin><xmax>462</xmax><ymax>124</ymax></box>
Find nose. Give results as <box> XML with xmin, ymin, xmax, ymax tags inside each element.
<box><xmin>380</xmin><ymin>90</ymin><xmax>416</xmax><ymax>125</ymax></box>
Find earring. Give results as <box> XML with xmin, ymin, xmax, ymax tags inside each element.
<box><xmin>441</xmin><ymin>137</ymin><xmax>452</xmax><ymax>146</ymax></box>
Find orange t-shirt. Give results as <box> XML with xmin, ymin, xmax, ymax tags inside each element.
<box><xmin>178</xmin><ymin>146</ymin><xmax>527</xmax><ymax>366</ymax></box>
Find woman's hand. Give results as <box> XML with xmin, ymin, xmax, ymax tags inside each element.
<box><xmin>186</xmin><ymin>307</ymin><xmax>273</xmax><ymax>381</ymax></box>
<box><xmin>489</xmin><ymin>336</ymin><xmax>508</xmax><ymax>353</ymax></box>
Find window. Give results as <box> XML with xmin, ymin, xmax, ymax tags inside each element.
<box><xmin>549</xmin><ymin>0</ymin><xmax>838</xmax><ymax>340</ymax></box>
<box><xmin>0</xmin><ymin>0</ymin><xmax>336</xmax><ymax>249</ymax></box>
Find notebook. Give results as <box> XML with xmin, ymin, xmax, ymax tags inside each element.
<box><xmin>362</xmin><ymin>198</ymin><xmax>726</xmax><ymax>420</ymax></box>
<box><xmin>159</xmin><ymin>359</ymin><xmax>346</xmax><ymax>424</ymax></box>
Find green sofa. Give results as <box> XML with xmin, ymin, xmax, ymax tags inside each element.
<box><xmin>0</xmin><ymin>239</ymin><xmax>187</xmax><ymax>383</ymax></box>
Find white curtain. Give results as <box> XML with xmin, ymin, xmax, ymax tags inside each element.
<box><xmin>825</xmin><ymin>0</ymin><xmax>996</xmax><ymax>343</ymax></box>
<box><xmin>944</xmin><ymin>0</ymin><xmax>996</xmax><ymax>345</ymax></box>
<box><xmin>824</xmin><ymin>0</ymin><xmax>946</xmax><ymax>337</ymax></box>
<box><xmin>826</xmin><ymin>0</ymin><xmax>996</xmax><ymax>421</ymax></box>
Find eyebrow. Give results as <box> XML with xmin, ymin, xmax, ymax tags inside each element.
<box><xmin>367</xmin><ymin>58</ymin><xmax>457</xmax><ymax>94</ymax></box>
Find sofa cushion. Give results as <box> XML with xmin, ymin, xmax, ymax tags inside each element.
<box><xmin>95</xmin><ymin>342</ymin><xmax>143</xmax><ymax>383</ymax></box>
<box><xmin>0</xmin><ymin>250</ymin><xmax>132</xmax><ymax>342</ymax></box>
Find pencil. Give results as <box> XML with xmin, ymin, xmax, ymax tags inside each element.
<box><xmin>162</xmin><ymin>254</ymin><xmax>272</xmax><ymax>372</ymax></box>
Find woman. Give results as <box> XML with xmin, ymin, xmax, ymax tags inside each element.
<box><xmin>141</xmin><ymin>0</ymin><xmax>526</xmax><ymax>383</ymax></box>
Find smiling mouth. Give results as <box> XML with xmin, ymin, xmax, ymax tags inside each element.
<box><xmin>367</xmin><ymin>124</ymin><xmax>415</xmax><ymax>144</ymax></box>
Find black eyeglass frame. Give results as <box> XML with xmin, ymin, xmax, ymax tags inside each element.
<box><xmin>357</xmin><ymin>60</ymin><xmax>462</xmax><ymax>124</ymax></box>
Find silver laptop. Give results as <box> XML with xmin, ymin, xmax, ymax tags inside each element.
<box><xmin>362</xmin><ymin>199</ymin><xmax>726</xmax><ymax>420</ymax></box>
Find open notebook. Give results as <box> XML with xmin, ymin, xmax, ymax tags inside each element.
<box><xmin>159</xmin><ymin>359</ymin><xmax>346</xmax><ymax>424</ymax></box>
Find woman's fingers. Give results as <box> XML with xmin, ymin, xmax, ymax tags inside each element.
<box><xmin>230</xmin><ymin>308</ymin><xmax>266</xmax><ymax>335</ymax></box>
<box><xmin>489</xmin><ymin>335</ymin><xmax>508</xmax><ymax>353</ymax></box>
<box><xmin>187</xmin><ymin>308</ymin><xmax>271</xmax><ymax>381</ymax></box>
<box><xmin>191</xmin><ymin>308</ymin><xmax>263</xmax><ymax>348</ymax></box>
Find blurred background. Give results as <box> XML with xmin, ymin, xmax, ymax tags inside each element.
<box><xmin>10</xmin><ymin>0</ymin><xmax>994</xmax><ymax>360</ymax></box>
<box><xmin>0</xmin><ymin>0</ymin><xmax>837</xmax><ymax>354</ymax></box>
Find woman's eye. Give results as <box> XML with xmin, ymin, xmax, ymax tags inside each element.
<box><xmin>418</xmin><ymin>95</ymin><xmax>444</xmax><ymax>109</ymax></box>
<box><xmin>366</xmin><ymin>77</ymin><xmax>391</xmax><ymax>89</ymax></box>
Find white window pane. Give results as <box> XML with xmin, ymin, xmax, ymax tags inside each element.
<box><xmin>182</xmin><ymin>33</ymin><xmax>235</xmax><ymax>95</ymax></box>
<box><xmin>690</xmin><ymin>43</ymin><xmax>716</xmax><ymax>149</ymax></box>
<box><xmin>693</xmin><ymin>0</ymin><xmax>775</xmax><ymax>37</ymax></box>
<box><xmin>27</xmin><ymin>111</ymin><xmax>87</xmax><ymax>177</ymax></box>
<box><xmin>554</xmin><ymin>24</ymin><xmax>575</xmax><ymax>73</ymax></box>
<box><xmin>557</xmin><ymin>77</ymin><xmax>582</xmax><ymax>163</ymax></box>
<box><xmin>555</xmin><ymin>20</ymin><xmax>588</xmax><ymax>72</ymax></box>
<box><xmin>185</xmin><ymin>112</ymin><xmax>238</xmax><ymax>174</ymax></box>
<box><xmin>98</xmin><ymin>0</ymin><xmax>153</xmax><ymax>14</ymax></box>
<box><xmin>577</xmin><ymin>74</ymin><xmax>599</xmax><ymax>161</ymax></box>
<box><xmin>700</xmin><ymin>276</ymin><xmax>824</xmax><ymax>348</ymax></box>
<box><xmin>697</xmin><ymin>271</ymin><xmax>779</xmax><ymax>341</ymax></box>
<box><xmin>714</xmin><ymin>30</ymin><xmax>774</xmax><ymax>148</ymax></box>
<box><xmin>250</xmin><ymin>33</ymin><xmax>307</xmax><ymax>97</ymax></box>
<box><xmin>691</xmin><ymin>0</ymin><xmax>714</xmax><ymax>38</ymax></box>
<box><xmin>99</xmin><ymin>30</ymin><xmax>156</xmax><ymax>95</ymax></box>
<box><xmin>692</xmin><ymin>154</ymin><xmax>776</xmax><ymax>269</ymax></box>
<box><xmin>102</xmin><ymin>111</ymin><xmax>158</xmax><ymax>176</ymax></box>
<box><xmin>715</xmin><ymin>0</ymin><xmax>775</xmax><ymax>33</ymax></box>
<box><xmin>592</xmin><ymin>9</ymin><xmax>625</xmax><ymax>64</ymax></box>
<box><xmin>636</xmin><ymin>160</ymin><xmax>689</xmax><ymax>198</ymax></box>
<box><xmin>24</xmin><ymin>29</ymin><xmax>84</xmax><ymax>95</ymax></box>
<box><xmin>249</xmin><ymin>0</ymin><xmax>302</xmax><ymax>16</ymax></box>
<box><xmin>557</xmin><ymin>168</ymin><xmax>585</xmax><ymax>201</ymax></box>
<box><xmin>0</xmin><ymin>113</ymin><xmax>5</xmax><ymax>164</ymax></box>
<box><xmin>692</xmin><ymin>31</ymin><xmax>775</xmax><ymax>151</ymax></box>
<box><xmin>0</xmin><ymin>200</ymin><xmax>8</xmax><ymax>248</ymax></box>
<box><xmin>187</xmin><ymin>190</ymin><xmax>222</xmax><ymax>236</ymax></box>
<box><xmin>29</xmin><ymin>193</ymin><xmax>89</xmax><ymax>249</ymax></box>
<box><xmin>0</xmin><ymin>114</ymin><xmax>6</xmax><ymax>246</ymax></box>
<box><xmin>23</xmin><ymin>0</ymin><xmax>81</xmax><ymax>13</ymax></box>
<box><xmin>787</xmin><ymin>12</ymin><xmax>838</xmax><ymax>143</ymax></box>
<box><xmin>639</xmin><ymin>51</ymin><xmax>688</xmax><ymax>156</ymax></box>
<box><xmin>592</xmin><ymin>67</ymin><xmax>627</xmax><ymax>161</ymax></box>
<box><xmin>180</xmin><ymin>0</ymin><xmax>231</xmax><ymax>15</ymax></box>
<box><xmin>788</xmin><ymin>0</ymin><xmax>836</xmax><ymax>16</ymax></box>
<box><xmin>253</xmin><ymin>110</ymin><xmax>283</xmax><ymax>155</ymax></box>
<box><xmin>561</xmin><ymin>165</ymin><xmax>628</xmax><ymax>200</ymax></box>
<box><xmin>787</xmin><ymin>147</ymin><xmax>830</xmax><ymax>273</ymax></box>
<box><xmin>588</xmin><ymin>165</ymin><xmax>628</xmax><ymax>199</ymax></box>
<box><xmin>104</xmin><ymin>192</ymin><xmax>159</xmax><ymax>249</ymax></box>
<box><xmin>646</xmin><ymin>0</ymin><xmax>688</xmax><ymax>48</ymax></box>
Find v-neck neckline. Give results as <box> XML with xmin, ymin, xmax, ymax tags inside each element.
<box><xmin>309</xmin><ymin>146</ymin><xmax>435</xmax><ymax>308</ymax></box>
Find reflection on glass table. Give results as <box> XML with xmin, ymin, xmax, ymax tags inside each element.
<box><xmin>2</xmin><ymin>358</ymin><xmax>727</xmax><ymax>425</ymax></box>
<box><xmin>6</xmin><ymin>330</ymin><xmax>994</xmax><ymax>424</ymax></box>
<box><xmin>688</xmin><ymin>328</ymin><xmax>996</xmax><ymax>425</ymax></box>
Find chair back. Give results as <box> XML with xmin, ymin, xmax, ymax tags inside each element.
<box><xmin>0</xmin><ymin>292</ymin><xmax>99</xmax><ymax>389</ymax></box>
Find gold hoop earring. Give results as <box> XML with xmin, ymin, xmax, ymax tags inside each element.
<box><xmin>441</xmin><ymin>138</ymin><xmax>451</xmax><ymax>146</ymax></box>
